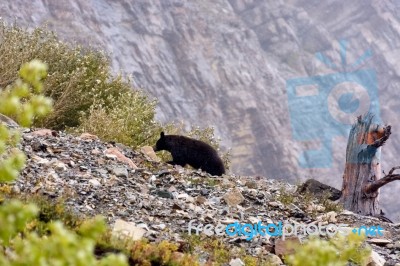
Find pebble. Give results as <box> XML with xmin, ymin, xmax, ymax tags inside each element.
<box><xmin>105</xmin><ymin>154</ymin><xmax>117</xmax><ymax>160</ymax></box>
<box><xmin>89</xmin><ymin>179</ymin><xmax>101</xmax><ymax>187</ymax></box>
<box><xmin>156</xmin><ymin>190</ymin><xmax>174</xmax><ymax>199</ymax></box>
<box><xmin>112</xmin><ymin>167</ymin><xmax>129</xmax><ymax>178</ymax></box>
<box><xmin>200</xmin><ymin>188</ymin><xmax>209</xmax><ymax>196</ymax></box>
<box><xmin>55</xmin><ymin>162</ymin><xmax>67</xmax><ymax>172</ymax></box>
<box><xmin>245</xmin><ymin>180</ymin><xmax>258</xmax><ymax>189</ymax></box>
<box><xmin>152</xmin><ymin>224</ymin><xmax>166</xmax><ymax>230</ymax></box>
<box><xmin>229</xmin><ymin>258</ymin><xmax>244</xmax><ymax>266</ymax></box>
<box><xmin>368</xmin><ymin>238</ymin><xmax>392</xmax><ymax>246</ymax></box>
<box><xmin>223</xmin><ymin>188</ymin><xmax>245</xmax><ymax>206</ymax></box>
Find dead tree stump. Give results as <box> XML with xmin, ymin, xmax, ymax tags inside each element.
<box><xmin>340</xmin><ymin>114</ymin><xmax>400</xmax><ymax>217</ymax></box>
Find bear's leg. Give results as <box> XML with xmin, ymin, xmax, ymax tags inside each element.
<box><xmin>166</xmin><ymin>152</ymin><xmax>187</xmax><ymax>167</ymax></box>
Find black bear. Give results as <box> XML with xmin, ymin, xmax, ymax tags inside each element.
<box><xmin>153</xmin><ymin>132</ymin><xmax>225</xmax><ymax>176</ymax></box>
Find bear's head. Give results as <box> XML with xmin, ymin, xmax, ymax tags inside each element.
<box><xmin>153</xmin><ymin>131</ymin><xmax>167</xmax><ymax>152</ymax></box>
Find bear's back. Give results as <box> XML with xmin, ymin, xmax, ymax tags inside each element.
<box><xmin>166</xmin><ymin>135</ymin><xmax>225</xmax><ymax>176</ymax></box>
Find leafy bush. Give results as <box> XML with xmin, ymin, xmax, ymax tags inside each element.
<box><xmin>0</xmin><ymin>60</ymin><xmax>127</xmax><ymax>265</ymax></box>
<box><xmin>0</xmin><ymin>20</ymin><xmax>135</xmax><ymax>130</ymax></box>
<box><xmin>285</xmin><ymin>234</ymin><xmax>371</xmax><ymax>266</ymax></box>
<box><xmin>130</xmin><ymin>240</ymin><xmax>199</xmax><ymax>266</ymax></box>
<box><xmin>73</xmin><ymin>89</ymin><xmax>164</xmax><ymax>148</ymax></box>
<box><xmin>2</xmin><ymin>217</ymin><xmax>127</xmax><ymax>266</ymax></box>
<box><xmin>184</xmin><ymin>235</ymin><xmax>273</xmax><ymax>265</ymax></box>
<box><xmin>0</xmin><ymin>60</ymin><xmax>52</xmax><ymax>181</ymax></box>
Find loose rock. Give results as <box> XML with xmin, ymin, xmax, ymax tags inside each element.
<box><xmin>112</xmin><ymin>167</ymin><xmax>129</xmax><ymax>178</ymax></box>
<box><xmin>112</xmin><ymin>219</ymin><xmax>146</xmax><ymax>241</ymax></box>
<box><xmin>223</xmin><ymin>188</ymin><xmax>245</xmax><ymax>206</ymax></box>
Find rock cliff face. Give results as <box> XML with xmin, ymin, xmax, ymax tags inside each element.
<box><xmin>1</xmin><ymin>0</ymin><xmax>400</xmax><ymax>220</ymax></box>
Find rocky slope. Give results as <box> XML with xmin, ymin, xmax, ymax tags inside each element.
<box><xmin>4</xmin><ymin>128</ymin><xmax>398</xmax><ymax>265</ymax></box>
<box><xmin>1</xmin><ymin>0</ymin><xmax>400</xmax><ymax>220</ymax></box>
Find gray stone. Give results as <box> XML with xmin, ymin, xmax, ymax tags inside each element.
<box><xmin>140</xmin><ymin>146</ymin><xmax>160</xmax><ymax>162</ymax></box>
<box><xmin>265</xmin><ymin>254</ymin><xmax>283</xmax><ymax>266</ymax></box>
<box><xmin>0</xmin><ymin>114</ymin><xmax>19</xmax><ymax>127</ymax></box>
<box><xmin>112</xmin><ymin>167</ymin><xmax>129</xmax><ymax>178</ymax></box>
<box><xmin>298</xmin><ymin>179</ymin><xmax>342</xmax><ymax>200</ymax></box>
<box><xmin>89</xmin><ymin>179</ymin><xmax>101</xmax><ymax>187</ymax></box>
<box><xmin>156</xmin><ymin>190</ymin><xmax>174</xmax><ymax>199</ymax></box>
<box><xmin>229</xmin><ymin>258</ymin><xmax>244</xmax><ymax>266</ymax></box>
<box><xmin>223</xmin><ymin>188</ymin><xmax>245</xmax><ymax>206</ymax></box>
<box><xmin>200</xmin><ymin>188</ymin><xmax>209</xmax><ymax>196</ymax></box>
<box><xmin>367</xmin><ymin>238</ymin><xmax>392</xmax><ymax>246</ymax></box>
<box><xmin>366</xmin><ymin>250</ymin><xmax>385</xmax><ymax>266</ymax></box>
<box><xmin>245</xmin><ymin>180</ymin><xmax>258</xmax><ymax>189</ymax></box>
<box><xmin>112</xmin><ymin>219</ymin><xmax>146</xmax><ymax>241</ymax></box>
<box><xmin>54</xmin><ymin>162</ymin><xmax>67</xmax><ymax>172</ymax></box>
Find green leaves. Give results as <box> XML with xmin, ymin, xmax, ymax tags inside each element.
<box><xmin>0</xmin><ymin>60</ymin><xmax>128</xmax><ymax>265</ymax></box>
<box><xmin>0</xmin><ymin>60</ymin><xmax>52</xmax><ymax>182</ymax></box>
<box><xmin>0</xmin><ymin>151</ymin><xmax>26</xmax><ymax>182</ymax></box>
<box><xmin>0</xmin><ymin>200</ymin><xmax>38</xmax><ymax>246</ymax></box>
<box><xmin>19</xmin><ymin>59</ymin><xmax>48</xmax><ymax>94</ymax></box>
<box><xmin>0</xmin><ymin>60</ymin><xmax>52</xmax><ymax>127</ymax></box>
<box><xmin>5</xmin><ymin>221</ymin><xmax>127</xmax><ymax>266</ymax></box>
<box><xmin>74</xmin><ymin>90</ymin><xmax>162</xmax><ymax>149</ymax></box>
<box><xmin>285</xmin><ymin>234</ymin><xmax>371</xmax><ymax>266</ymax></box>
<box><xmin>78</xmin><ymin>216</ymin><xmax>107</xmax><ymax>239</ymax></box>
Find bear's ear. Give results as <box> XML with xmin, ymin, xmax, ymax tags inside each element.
<box><xmin>160</xmin><ymin>131</ymin><xmax>165</xmax><ymax>138</ymax></box>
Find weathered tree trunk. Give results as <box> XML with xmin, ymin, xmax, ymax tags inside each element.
<box><xmin>340</xmin><ymin>114</ymin><xmax>400</xmax><ymax>217</ymax></box>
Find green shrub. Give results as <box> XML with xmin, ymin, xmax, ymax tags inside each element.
<box><xmin>0</xmin><ymin>20</ymin><xmax>133</xmax><ymax>130</ymax></box>
<box><xmin>285</xmin><ymin>234</ymin><xmax>371</xmax><ymax>266</ymax></box>
<box><xmin>319</xmin><ymin>190</ymin><xmax>343</xmax><ymax>213</ymax></box>
<box><xmin>0</xmin><ymin>200</ymin><xmax>38</xmax><ymax>246</ymax></box>
<box><xmin>129</xmin><ymin>239</ymin><xmax>199</xmax><ymax>266</ymax></box>
<box><xmin>0</xmin><ymin>60</ymin><xmax>52</xmax><ymax>181</ymax></box>
<box><xmin>0</xmin><ymin>60</ymin><xmax>128</xmax><ymax>265</ymax></box>
<box><xmin>0</xmin><ymin>20</ymin><xmax>166</xmax><ymax>148</ymax></box>
<box><xmin>73</xmin><ymin>89</ymin><xmax>164</xmax><ymax>148</ymax></box>
<box><xmin>0</xmin><ymin>187</ymin><xmax>84</xmax><ymax>236</ymax></box>
<box><xmin>2</xmin><ymin>217</ymin><xmax>127</xmax><ymax>266</ymax></box>
<box><xmin>277</xmin><ymin>186</ymin><xmax>295</xmax><ymax>205</ymax></box>
<box><xmin>184</xmin><ymin>235</ymin><xmax>274</xmax><ymax>265</ymax></box>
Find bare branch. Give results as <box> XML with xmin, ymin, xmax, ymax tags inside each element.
<box><xmin>388</xmin><ymin>166</ymin><xmax>400</xmax><ymax>175</ymax></box>
<box><xmin>364</xmin><ymin>173</ymin><xmax>400</xmax><ymax>194</ymax></box>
